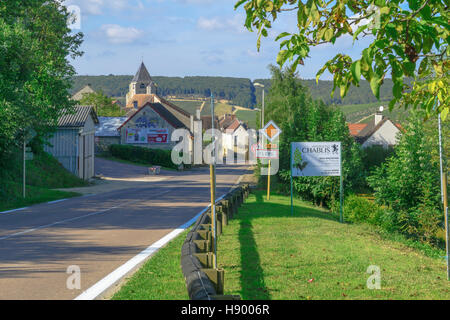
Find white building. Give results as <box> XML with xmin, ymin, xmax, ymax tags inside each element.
<box><xmin>348</xmin><ymin>112</ymin><xmax>402</xmax><ymax>149</ymax></box>
<box><xmin>45</xmin><ymin>106</ymin><xmax>99</xmax><ymax>180</ymax></box>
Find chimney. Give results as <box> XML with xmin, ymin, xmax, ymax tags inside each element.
<box><xmin>196</xmin><ymin>109</ymin><xmax>201</xmax><ymax>120</ymax></box>
<box><xmin>375</xmin><ymin>106</ymin><xmax>384</xmax><ymax>125</ymax></box>
<box><xmin>375</xmin><ymin>112</ymin><xmax>383</xmax><ymax>126</ymax></box>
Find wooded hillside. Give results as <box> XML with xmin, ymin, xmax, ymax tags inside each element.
<box><xmin>71</xmin><ymin>75</ymin><xmax>396</xmax><ymax>108</ymax></box>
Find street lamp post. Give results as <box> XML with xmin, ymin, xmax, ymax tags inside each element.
<box><xmin>254</xmin><ymin>82</ymin><xmax>271</xmax><ymax>200</ymax></box>
<box><xmin>254</xmin><ymin>83</ymin><xmax>265</xmax><ymax>129</ymax></box>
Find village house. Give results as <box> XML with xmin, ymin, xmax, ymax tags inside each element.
<box><xmin>348</xmin><ymin>111</ymin><xmax>402</xmax><ymax>149</ymax></box>
<box><xmin>219</xmin><ymin>114</ymin><xmax>249</xmax><ymax>161</ymax></box>
<box><xmin>95</xmin><ymin>116</ymin><xmax>127</xmax><ymax>153</ymax></box>
<box><xmin>45</xmin><ymin>105</ymin><xmax>99</xmax><ymax>180</ymax></box>
<box><xmin>71</xmin><ymin>84</ymin><xmax>95</xmax><ymax>101</ymax></box>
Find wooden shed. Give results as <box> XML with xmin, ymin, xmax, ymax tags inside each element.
<box><xmin>44</xmin><ymin>106</ymin><xmax>99</xmax><ymax>180</ymax></box>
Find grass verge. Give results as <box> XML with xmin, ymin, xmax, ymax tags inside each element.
<box><xmin>112</xmin><ymin>229</ymin><xmax>190</xmax><ymax>300</ymax></box>
<box><xmin>217</xmin><ymin>190</ymin><xmax>449</xmax><ymax>300</ymax></box>
<box><xmin>0</xmin><ymin>181</ymin><xmax>81</xmax><ymax>212</ymax></box>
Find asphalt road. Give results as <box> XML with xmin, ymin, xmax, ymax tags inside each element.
<box><xmin>0</xmin><ymin>159</ymin><xmax>250</xmax><ymax>300</ymax></box>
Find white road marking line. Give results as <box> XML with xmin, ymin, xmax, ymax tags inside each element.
<box><xmin>47</xmin><ymin>199</ymin><xmax>68</xmax><ymax>204</ymax></box>
<box><xmin>74</xmin><ymin>192</ymin><xmax>229</xmax><ymax>301</ymax></box>
<box><xmin>0</xmin><ymin>190</ymin><xmax>171</xmax><ymax>241</ymax></box>
<box><xmin>0</xmin><ymin>207</ymin><xmax>29</xmax><ymax>214</ymax></box>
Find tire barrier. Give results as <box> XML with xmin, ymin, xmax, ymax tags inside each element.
<box><xmin>181</xmin><ymin>184</ymin><xmax>250</xmax><ymax>300</ymax></box>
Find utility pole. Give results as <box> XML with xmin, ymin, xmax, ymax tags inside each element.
<box><xmin>438</xmin><ymin>113</ymin><xmax>449</xmax><ymax>280</ymax></box>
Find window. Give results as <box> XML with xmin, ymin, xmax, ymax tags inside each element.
<box><xmin>140</xmin><ymin>83</ymin><xmax>146</xmax><ymax>89</ymax></box>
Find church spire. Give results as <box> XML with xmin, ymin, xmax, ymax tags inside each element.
<box><xmin>132</xmin><ymin>62</ymin><xmax>152</xmax><ymax>83</ymax></box>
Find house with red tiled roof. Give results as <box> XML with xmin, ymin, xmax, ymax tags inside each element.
<box><xmin>348</xmin><ymin>112</ymin><xmax>402</xmax><ymax>149</ymax></box>
<box><xmin>220</xmin><ymin>114</ymin><xmax>249</xmax><ymax>162</ymax></box>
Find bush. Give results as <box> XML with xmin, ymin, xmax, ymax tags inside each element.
<box><xmin>343</xmin><ymin>194</ymin><xmax>385</xmax><ymax>225</ymax></box>
<box><xmin>109</xmin><ymin>144</ymin><xmax>178</xmax><ymax>169</ymax></box>
<box><xmin>342</xmin><ymin>194</ymin><xmax>444</xmax><ymax>247</ymax></box>
<box><xmin>361</xmin><ymin>145</ymin><xmax>394</xmax><ymax>172</ymax></box>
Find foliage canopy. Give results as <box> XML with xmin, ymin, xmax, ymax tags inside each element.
<box><xmin>235</xmin><ymin>0</ymin><xmax>449</xmax><ymax>120</ymax></box>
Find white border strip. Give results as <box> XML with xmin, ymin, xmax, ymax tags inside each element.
<box><xmin>0</xmin><ymin>207</ymin><xmax>29</xmax><ymax>214</ymax></box>
<box><xmin>47</xmin><ymin>199</ymin><xmax>68</xmax><ymax>204</ymax></box>
<box><xmin>74</xmin><ymin>193</ymin><xmax>229</xmax><ymax>301</ymax></box>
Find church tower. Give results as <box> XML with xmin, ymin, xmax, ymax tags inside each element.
<box><xmin>126</xmin><ymin>62</ymin><xmax>157</xmax><ymax>106</ymax></box>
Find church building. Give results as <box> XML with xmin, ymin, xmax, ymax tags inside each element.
<box><xmin>125</xmin><ymin>62</ymin><xmax>157</xmax><ymax>108</ymax></box>
<box><xmin>118</xmin><ymin>62</ymin><xmax>194</xmax><ymax>152</ymax></box>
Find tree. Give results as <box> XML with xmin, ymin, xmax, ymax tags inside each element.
<box><xmin>235</xmin><ymin>0</ymin><xmax>449</xmax><ymax>120</ymax></box>
<box><xmin>0</xmin><ymin>0</ymin><xmax>83</xmax><ymax>163</ymax></box>
<box><xmin>266</xmin><ymin>66</ymin><xmax>365</xmax><ymax>206</ymax></box>
<box><xmin>80</xmin><ymin>92</ymin><xmax>126</xmax><ymax>117</ymax></box>
<box><xmin>367</xmin><ymin>111</ymin><xmax>445</xmax><ymax>243</ymax></box>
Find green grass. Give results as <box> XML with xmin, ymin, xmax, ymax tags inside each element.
<box><xmin>110</xmin><ymin>189</ymin><xmax>449</xmax><ymax>300</ymax></box>
<box><xmin>112</xmin><ymin>229</ymin><xmax>190</xmax><ymax>300</ymax></box>
<box><xmin>0</xmin><ymin>181</ymin><xmax>80</xmax><ymax>212</ymax></box>
<box><xmin>217</xmin><ymin>190</ymin><xmax>449</xmax><ymax>300</ymax></box>
<box><xmin>338</xmin><ymin>101</ymin><xmax>410</xmax><ymax>123</ymax></box>
<box><xmin>168</xmin><ymin>100</ymin><xmax>203</xmax><ymax>115</ymax></box>
<box><xmin>0</xmin><ymin>151</ymin><xmax>86</xmax><ymax>212</ymax></box>
<box><xmin>202</xmin><ymin>103</ymin><xmax>234</xmax><ymax>117</ymax></box>
<box><xmin>235</xmin><ymin>109</ymin><xmax>258</xmax><ymax>129</ymax></box>
<box><xmin>25</xmin><ymin>152</ymin><xmax>89</xmax><ymax>188</ymax></box>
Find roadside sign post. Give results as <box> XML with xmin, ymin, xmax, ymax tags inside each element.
<box><xmin>261</xmin><ymin>121</ymin><xmax>282</xmax><ymax>202</ymax></box>
<box><xmin>267</xmin><ymin>160</ymin><xmax>271</xmax><ymax>201</ymax></box>
<box><xmin>210</xmin><ymin>93</ymin><xmax>217</xmax><ymax>269</ymax></box>
<box><xmin>290</xmin><ymin>142</ymin><xmax>343</xmax><ymax>221</ymax></box>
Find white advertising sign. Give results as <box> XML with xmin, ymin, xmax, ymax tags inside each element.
<box><xmin>126</xmin><ymin>128</ymin><xmax>169</xmax><ymax>144</ymax></box>
<box><xmin>126</xmin><ymin>128</ymin><xmax>148</xmax><ymax>144</ymax></box>
<box><xmin>291</xmin><ymin>142</ymin><xmax>341</xmax><ymax>177</ymax></box>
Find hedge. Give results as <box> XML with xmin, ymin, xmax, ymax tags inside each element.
<box><xmin>109</xmin><ymin>144</ymin><xmax>178</xmax><ymax>169</ymax></box>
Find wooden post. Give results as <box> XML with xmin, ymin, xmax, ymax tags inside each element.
<box><xmin>267</xmin><ymin>160</ymin><xmax>271</xmax><ymax>201</ymax></box>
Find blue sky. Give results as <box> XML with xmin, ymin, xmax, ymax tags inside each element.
<box><xmin>65</xmin><ymin>0</ymin><xmax>371</xmax><ymax>80</ymax></box>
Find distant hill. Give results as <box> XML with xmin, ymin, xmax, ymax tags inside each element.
<box><xmin>71</xmin><ymin>75</ymin><xmax>396</xmax><ymax>108</ymax></box>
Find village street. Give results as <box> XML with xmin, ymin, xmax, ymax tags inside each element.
<box><xmin>0</xmin><ymin>158</ymin><xmax>251</xmax><ymax>300</ymax></box>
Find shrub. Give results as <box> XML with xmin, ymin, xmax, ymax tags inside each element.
<box><xmin>361</xmin><ymin>145</ymin><xmax>394</xmax><ymax>172</ymax></box>
<box><xmin>343</xmin><ymin>194</ymin><xmax>385</xmax><ymax>225</ymax></box>
<box><xmin>109</xmin><ymin>144</ymin><xmax>178</xmax><ymax>169</ymax></box>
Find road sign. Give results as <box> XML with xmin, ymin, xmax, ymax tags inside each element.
<box><xmin>256</xmin><ymin>149</ymin><xmax>279</xmax><ymax>159</ymax></box>
<box><xmin>24</xmin><ymin>129</ymin><xmax>37</xmax><ymax>143</ymax></box>
<box><xmin>262</xmin><ymin>120</ymin><xmax>282</xmax><ymax>142</ymax></box>
<box><xmin>25</xmin><ymin>152</ymin><xmax>33</xmax><ymax>161</ymax></box>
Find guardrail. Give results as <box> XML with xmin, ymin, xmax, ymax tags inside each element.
<box><xmin>181</xmin><ymin>184</ymin><xmax>250</xmax><ymax>300</ymax></box>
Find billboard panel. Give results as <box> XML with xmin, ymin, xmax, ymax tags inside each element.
<box><xmin>291</xmin><ymin>142</ymin><xmax>341</xmax><ymax>177</ymax></box>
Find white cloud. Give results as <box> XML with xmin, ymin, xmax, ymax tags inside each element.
<box><xmin>100</xmin><ymin>24</ymin><xmax>144</xmax><ymax>44</ymax></box>
<box><xmin>197</xmin><ymin>15</ymin><xmax>245</xmax><ymax>33</ymax></box>
<box><xmin>63</xmin><ymin>0</ymin><xmax>129</xmax><ymax>15</ymax></box>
